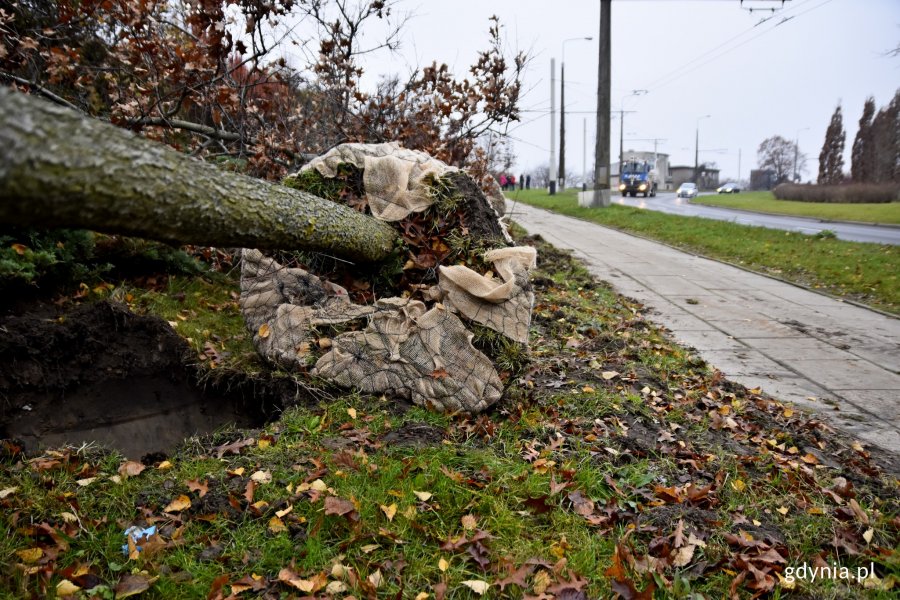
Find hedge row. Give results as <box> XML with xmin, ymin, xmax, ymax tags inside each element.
<box><xmin>773</xmin><ymin>183</ymin><xmax>900</xmax><ymax>203</ymax></box>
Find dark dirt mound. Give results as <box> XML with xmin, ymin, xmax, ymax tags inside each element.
<box><xmin>0</xmin><ymin>301</ymin><xmax>287</xmax><ymax>459</ymax></box>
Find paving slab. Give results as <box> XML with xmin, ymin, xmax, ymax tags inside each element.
<box><xmin>507</xmin><ymin>200</ymin><xmax>900</xmax><ymax>454</ymax></box>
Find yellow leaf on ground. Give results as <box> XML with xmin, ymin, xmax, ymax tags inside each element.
<box><xmin>347</xmin><ymin>407</ymin><xmax>357</xmax><ymax>419</ymax></box>
<box><xmin>863</xmin><ymin>528</ymin><xmax>875</xmax><ymax>544</ymax></box>
<box><xmin>268</xmin><ymin>516</ymin><xmax>287</xmax><ymax>533</ymax></box>
<box><xmin>438</xmin><ymin>557</ymin><xmax>449</xmax><ymax>572</ymax></box>
<box><xmin>156</xmin><ymin>460</ymin><xmax>173</xmax><ymax>470</ymax></box>
<box><xmin>56</xmin><ymin>579</ymin><xmax>81</xmax><ymax>596</ymax></box>
<box><xmin>413</xmin><ymin>490</ymin><xmax>432</xmax><ymax>502</ymax></box>
<box><xmin>16</xmin><ymin>548</ymin><xmax>43</xmax><ymax>564</ymax></box>
<box><xmin>258</xmin><ymin>323</ymin><xmax>271</xmax><ymax>338</ymax></box>
<box><xmin>276</xmin><ymin>504</ymin><xmax>293</xmax><ymax>518</ymax></box>
<box><xmin>380</xmin><ymin>503</ymin><xmax>397</xmax><ymax>522</ymax></box>
<box><xmin>164</xmin><ymin>495</ymin><xmax>191</xmax><ymax>513</ymax></box>
<box><xmin>76</xmin><ymin>477</ymin><xmax>97</xmax><ymax>487</ymax></box>
<box><xmin>461</xmin><ymin>580</ymin><xmax>490</xmax><ymax>595</ymax></box>
<box><xmin>601</xmin><ymin>371</ymin><xmax>619</xmax><ymax>380</ymax></box>
<box><xmin>414</xmin><ymin>593</ymin><xmax>429</xmax><ymax>600</ymax></box>
<box><xmin>0</xmin><ymin>487</ymin><xmax>18</xmax><ymax>499</ymax></box>
<box><xmin>731</xmin><ymin>479</ymin><xmax>746</xmax><ymax>492</ymax></box>
<box><xmin>776</xmin><ymin>506</ymin><xmax>789</xmax><ymax>515</ymax></box>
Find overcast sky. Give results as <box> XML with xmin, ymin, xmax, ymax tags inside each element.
<box><xmin>342</xmin><ymin>0</ymin><xmax>899</xmax><ymax>181</ymax></box>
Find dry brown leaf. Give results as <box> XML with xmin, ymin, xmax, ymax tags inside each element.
<box><xmin>258</xmin><ymin>323</ymin><xmax>270</xmax><ymax>338</ymax></box>
<box><xmin>114</xmin><ymin>574</ymin><xmax>157</xmax><ymax>598</ymax></box>
<box><xmin>118</xmin><ymin>461</ymin><xmax>146</xmax><ymax>477</ymax></box>
<box><xmin>186</xmin><ymin>479</ymin><xmax>209</xmax><ymax>497</ymax></box>
<box><xmin>461</xmin><ymin>514</ymin><xmax>477</xmax><ymax>531</ymax></box>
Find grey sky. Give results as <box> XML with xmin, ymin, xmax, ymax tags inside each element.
<box><xmin>350</xmin><ymin>0</ymin><xmax>899</xmax><ymax>181</ymax></box>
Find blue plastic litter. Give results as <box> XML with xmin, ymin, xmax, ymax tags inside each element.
<box><xmin>121</xmin><ymin>525</ymin><xmax>157</xmax><ymax>555</ymax></box>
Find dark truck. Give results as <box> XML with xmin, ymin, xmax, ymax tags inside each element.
<box><xmin>618</xmin><ymin>159</ymin><xmax>658</xmax><ymax>197</ymax></box>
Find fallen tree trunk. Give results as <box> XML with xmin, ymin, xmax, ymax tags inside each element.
<box><xmin>0</xmin><ymin>87</ymin><xmax>397</xmax><ymax>263</ymax></box>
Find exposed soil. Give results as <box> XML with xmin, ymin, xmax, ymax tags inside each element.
<box><xmin>0</xmin><ymin>300</ymin><xmax>292</xmax><ymax>459</ymax></box>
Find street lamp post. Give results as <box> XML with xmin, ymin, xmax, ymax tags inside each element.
<box><xmin>793</xmin><ymin>126</ymin><xmax>809</xmax><ymax>182</ymax></box>
<box><xmin>694</xmin><ymin>114</ymin><xmax>711</xmax><ymax>186</ymax></box>
<box><xmin>618</xmin><ymin>89</ymin><xmax>647</xmax><ymax>182</ymax></box>
<box><xmin>559</xmin><ymin>36</ymin><xmax>592</xmax><ymax>191</ymax></box>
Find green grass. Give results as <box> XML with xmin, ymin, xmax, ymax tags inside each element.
<box><xmin>691</xmin><ymin>191</ymin><xmax>900</xmax><ymax>224</ymax></box>
<box><xmin>508</xmin><ymin>188</ymin><xmax>899</xmax><ymax>314</ymax></box>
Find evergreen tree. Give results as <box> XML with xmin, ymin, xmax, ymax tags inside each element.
<box><xmin>818</xmin><ymin>104</ymin><xmax>846</xmax><ymax>185</ymax></box>
<box><xmin>851</xmin><ymin>97</ymin><xmax>876</xmax><ymax>182</ymax></box>
<box><xmin>869</xmin><ymin>89</ymin><xmax>900</xmax><ymax>183</ymax></box>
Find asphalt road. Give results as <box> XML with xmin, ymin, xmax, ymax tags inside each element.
<box><xmin>613</xmin><ymin>191</ymin><xmax>900</xmax><ymax>245</ymax></box>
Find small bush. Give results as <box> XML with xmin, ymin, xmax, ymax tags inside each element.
<box><xmin>773</xmin><ymin>182</ymin><xmax>900</xmax><ymax>203</ymax></box>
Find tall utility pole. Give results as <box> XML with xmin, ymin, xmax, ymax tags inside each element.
<box><xmin>582</xmin><ymin>118</ymin><xmax>587</xmax><ymax>191</ymax></box>
<box><xmin>559</xmin><ymin>36</ymin><xmax>592</xmax><ymax>191</ymax></box>
<box><xmin>586</xmin><ymin>0</ymin><xmax>611</xmax><ymax>208</ymax></box>
<box><xmin>549</xmin><ymin>58</ymin><xmax>557</xmax><ymax>195</ymax></box>
<box><xmin>694</xmin><ymin>114</ymin><xmax>711</xmax><ymax>185</ymax></box>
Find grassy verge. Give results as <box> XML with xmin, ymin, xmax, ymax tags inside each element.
<box><xmin>1</xmin><ymin>233</ymin><xmax>897</xmax><ymax>599</ymax></box>
<box><xmin>509</xmin><ymin>188</ymin><xmax>899</xmax><ymax>314</ymax></box>
<box><xmin>691</xmin><ymin>191</ymin><xmax>900</xmax><ymax>225</ymax></box>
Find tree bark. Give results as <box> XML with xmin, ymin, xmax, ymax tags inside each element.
<box><xmin>0</xmin><ymin>87</ymin><xmax>398</xmax><ymax>263</ymax></box>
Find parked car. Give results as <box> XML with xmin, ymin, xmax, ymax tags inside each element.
<box><xmin>717</xmin><ymin>182</ymin><xmax>741</xmax><ymax>194</ymax></box>
<box><xmin>676</xmin><ymin>182</ymin><xmax>698</xmax><ymax>198</ymax></box>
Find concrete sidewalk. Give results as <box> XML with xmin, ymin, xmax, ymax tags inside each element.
<box><xmin>507</xmin><ymin>201</ymin><xmax>900</xmax><ymax>454</ymax></box>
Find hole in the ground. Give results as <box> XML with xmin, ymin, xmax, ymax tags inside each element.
<box><xmin>0</xmin><ymin>300</ymin><xmax>287</xmax><ymax>459</ymax></box>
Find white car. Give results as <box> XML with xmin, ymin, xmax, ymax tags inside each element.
<box><xmin>676</xmin><ymin>182</ymin><xmax>698</xmax><ymax>198</ymax></box>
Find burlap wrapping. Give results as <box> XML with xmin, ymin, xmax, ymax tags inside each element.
<box><xmin>301</xmin><ymin>142</ymin><xmax>458</xmax><ymax>221</ymax></box>
<box><xmin>438</xmin><ymin>247</ymin><xmax>537</xmax><ymax>344</ymax></box>
<box><xmin>240</xmin><ymin>143</ymin><xmax>537</xmax><ymax>413</ymax></box>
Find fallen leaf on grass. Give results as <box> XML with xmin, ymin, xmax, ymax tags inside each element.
<box><xmin>16</xmin><ymin>548</ymin><xmax>43</xmax><ymax>564</ymax></box>
<box><xmin>380</xmin><ymin>503</ymin><xmax>397</xmax><ymax>521</ymax></box>
<box><xmin>277</xmin><ymin>569</ymin><xmax>327</xmax><ymax>593</ymax></box>
<box><xmin>164</xmin><ymin>495</ymin><xmax>191</xmax><ymax>513</ymax></box>
<box><xmin>601</xmin><ymin>371</ymin><xmax>620</xmax><ymax>380</ymax></box>
<box><xmin>76</xmin><ymin>477</ymin><xmax>97</xmax><ymax>487</ymax></box>
<box><xmin>56</xmin><ymin>579</ymin><xmax>81</xmax><ymax>596</ymax></box>
<box><xmin>0</xmin><ymin>486</ymin><xmax>17</xmax><ymax>499</ymax></box>
<box><xmin>250</xmin><ymin>470</ymin><xmax>272</xmax><ymax>484</ymax></box>
<box><xmin>118</xmin><ymin>461</ymin><xmax>145</xmax><ymax>477</ymax></box>
<box><xmin>438</xmin><ymin>557</ymin><xmax>449</xmax><ymax>572</ymax></box>
<box><xmin>413</xmin><ymin>490</ymin><xmax>433</xmax><ymax>501</ymax></box>
<box><xmin>230</xmin><ymin>574</ymin><xmax>265</xmax><ymax>594</ymax></box>
<box><xmin>324</xmin><ymin>496</ymin><xmax>358</xmax><ymax>520</ymax></box>
<box><xmin>461</xmin><ymin>514</ymin><xmax>477</xmax><ymax>531</ymax></box>
<box><xmin>268</xmin><ymin>516</ymin><xmax>287</xmax><ymax>533</ymax></box>
<box><xmin>214</xmin><ymin>438</ymin><xmax>255</xmax><ymax>459</ymax></box>
<box><xmin>461</xmin><ymin>580</ymin><xmax>490</xmax><ymax>595</ymax></box>
<box><xmin>186</xmin><ymin>479</ymin><xmax>209</xmax><ymax>497</ymax></box>
<box><xmin>114</xmin><ymin>573</ymin><xmax>157</xmax><ymax>598</ymax></box>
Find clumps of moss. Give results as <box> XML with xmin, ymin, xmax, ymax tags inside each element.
<box><xmin>282</xmin><ymin>164</ymin><xmax>365</xmax><ymax>205</ymax></box>
<box><xmin>469</xmin><ymin>322</ymin><xmax>529</xmax><ymax>383</ymax></box>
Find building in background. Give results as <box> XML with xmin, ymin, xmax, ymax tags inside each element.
<box><xmin>670</xmin><ymin>165</ymin><xmax>720</xmax><ymax>190</ymax></box>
